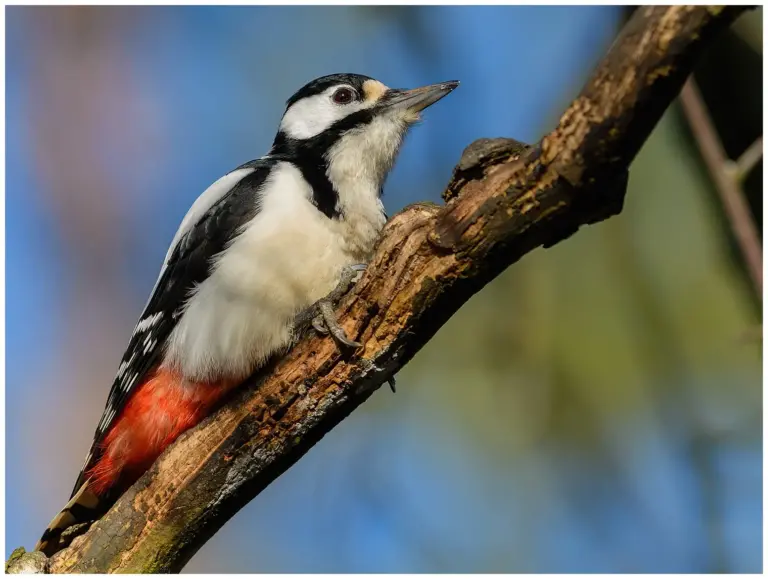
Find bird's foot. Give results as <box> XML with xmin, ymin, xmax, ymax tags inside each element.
<box><xmin>297</xmin><ymin>264</ymin><xmax>366</xmax><ymax>349</ymax></box>
<box><xmin>311</xmin><ymin>300</ymin><xmax>361</xmax><ymax>349</ymax></box>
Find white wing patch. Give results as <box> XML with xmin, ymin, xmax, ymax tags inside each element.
<box><xmin>142</xmin><ymin>335</ymin><xmax>157</xmax><ymax>355</ymax></box>
<box><xmin>72</xmin><ymin>162</ymin><xmax>268</xmax><ymax>497</ymax></box>
<box><xmin>135</xmin><ymin>312</ymin><xmax>163</xmax><ymax>333</ymax></box>
<box><xmin>97</xmin><ymin>406</ymin><xmax>117</xmax><ymax>433</ymax></box>
<box><xmin>116</xmin><ymin>351</ymin><xmax>137</xmax><ymax>380</ymax></box>
<box><xmin>80</xmin><ymin>451</ymin><xmax>93</xmax><ymax>472</ymax></box>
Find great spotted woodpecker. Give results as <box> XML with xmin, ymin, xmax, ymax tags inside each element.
<box><xmin>36</xmin><ymin>73</ymin><xmax>458</xmax><ymax>555</ymax></box>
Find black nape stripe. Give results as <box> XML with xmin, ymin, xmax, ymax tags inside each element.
<box><xmin>272</xmin><ymin>131</ymin><xmax>339</xmax><ymax>219</ymax></box>
<box><xmin>272</xmin><ymin>108</ymin><xmax>377</xmax><ymax>220</ymax></box>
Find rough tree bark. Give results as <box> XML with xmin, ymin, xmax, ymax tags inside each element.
<box><xmin>7</xmin><ymin>5</ymin><xmax>747</xmax><ymax>574</ymax></box>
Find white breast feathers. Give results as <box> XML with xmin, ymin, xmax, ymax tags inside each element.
<box><xmin>162</xmin><ymin>162</ymin><xmax>385</xmax><ymax>383</ymax></box>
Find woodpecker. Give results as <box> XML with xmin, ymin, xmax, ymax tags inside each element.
<box><xmin>35</xmin><ymin>73</ymin><xmax>458</xmax><ymax>555</ymax></box>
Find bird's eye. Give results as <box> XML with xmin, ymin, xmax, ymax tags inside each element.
<box><xmin>332</xmin><ymin>88</ymin><xmax>355</xmax><ymax>104</ymax></box>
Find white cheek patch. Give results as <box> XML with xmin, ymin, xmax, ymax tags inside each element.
<box><xmin>280</xmin><ymin>85</ymin><xmax>374</xmax><ymax>140</ymax></box>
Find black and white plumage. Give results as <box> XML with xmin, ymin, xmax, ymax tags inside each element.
<box><xmin>75</xmin><ymin>162</ymin><xmax>273</xmax><ymax>493</ymax></box>
<box><xmin>39</xmin><ymin>73</ymin><xmax>458</xmax><ymax>555</ymax></box>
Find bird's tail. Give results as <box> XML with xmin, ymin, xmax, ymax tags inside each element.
<box><xmin>35</xmin><ymin>480</ymin><xmax>101</xmax><ymax>556</ymax></box>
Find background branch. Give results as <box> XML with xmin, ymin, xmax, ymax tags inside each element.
<box><xmin>733</xmin><ymin>135</ymin><xmax>763</xmax><ymax>182</ymax></box>
<box><xmin>680</xmin><ymin>78</ymin><xmax>763</xmax><ymax>299</ymax></box>
<box><xmin>7</xmin><ymin>5</ymin><xmax>747</xmax><ymax>574</ymax></box>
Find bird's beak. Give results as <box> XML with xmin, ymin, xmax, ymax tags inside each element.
<box><xmin>381</xmin><ymin>80</ymin><xmax>460</xmax><ymax>113</ymax></box>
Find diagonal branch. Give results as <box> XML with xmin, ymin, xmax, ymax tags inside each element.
<box><xmin>7</xmin><ymin>5</ymin><xmax>747</xmax><ymax>574</ymax></box>
<box><xmin>680</xmin><ymin>78</ymin><xmax>763</xmax><ymax>299</ymax></box>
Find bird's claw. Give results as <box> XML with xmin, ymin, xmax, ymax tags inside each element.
<box><xmin>299</xmin><ymin>263</ymin><xmax>367</xmax><ymax>349</ymax></box>
<box><xmin>311</xmin><ymin>316</ymin><xmax>329</xmax><ymax>335</ymax></box>
<box><xmin>313</xmin><ymin>300</ymin><xmax>361</xmax><ymax>349</ymax></box>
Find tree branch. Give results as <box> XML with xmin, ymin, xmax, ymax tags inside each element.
<box><xmin>733</xmin><ymin>135</ymin><xmax>763</xmax><ymax>182</ymax></box>
<box><xmin>680</xmin><ymin>78</ymin><xmax>763</xmax><ymax>299</ymax></box>
<box><xmin>11</xmin><ymin>5</ymin><xmax>746</xmax><ymax>573</ymax></box>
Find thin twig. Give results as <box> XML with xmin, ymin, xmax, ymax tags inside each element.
<box><xmin>732</xmin><ymin>136</ymin><xmax>763</xmax><ymax>182</ymax></box>
<box><xmin>680</xmin><ymin>78</ymin><xmax>763</xmax><ymax>300</ymax></box>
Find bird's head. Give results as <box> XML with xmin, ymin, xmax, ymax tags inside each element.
<box><xmin>271</xmin><ymin>73</ymin><xmax>459</xmax><ymax>196</ymax></box>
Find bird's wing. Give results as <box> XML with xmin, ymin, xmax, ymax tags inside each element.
<box><xmin>70</xmin><ymin>159</ymin><xmax>276</xmax><ymax>497</ymax></box>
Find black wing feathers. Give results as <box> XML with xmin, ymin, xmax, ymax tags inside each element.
<box><xmin>70</xmin><ymin>160</ymin><xmax>274</xmax><ymax>497</ymax></box>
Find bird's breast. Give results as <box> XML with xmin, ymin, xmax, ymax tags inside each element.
<box><xmin>163</xmin><ymin>162</ymin><xmax>385</xmax><ymax>383</ymax></box>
